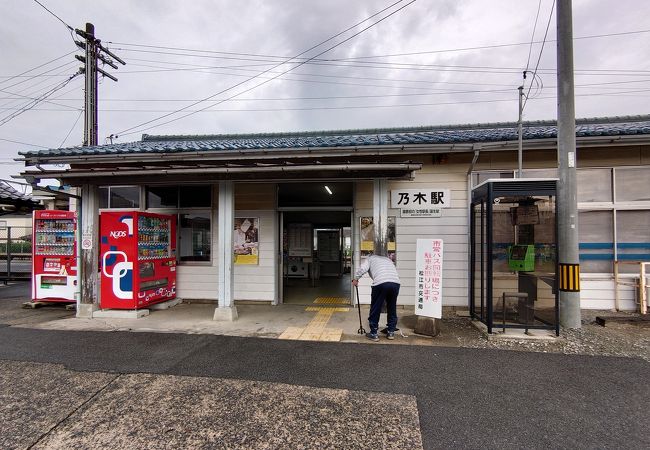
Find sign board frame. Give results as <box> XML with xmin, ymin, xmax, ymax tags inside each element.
<box><xmin>415</xmin><ymin>238</ymin><xmax>443</xmax><ymax>318</ymax></box>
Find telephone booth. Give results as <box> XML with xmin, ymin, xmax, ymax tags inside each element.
<box><xmin>470</xmin><ymin>179</ymin><xmax>559</xmax><ymax>336</ymax></box>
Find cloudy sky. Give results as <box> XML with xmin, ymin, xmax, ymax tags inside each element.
<box><xmin>1</xmin><ymin>0</ymin><xmax>649</xmax><ymax>183</ymax></box>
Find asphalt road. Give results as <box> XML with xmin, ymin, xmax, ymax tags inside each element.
<box><xmin>0</xmin><ymin>324</ymin><xmax>647</xmax><ymax>449</ymax></box>
<box><xmin>0</xmin><ymin>282</ymin><xmax>73</xmax><ymax>326</ymax></box>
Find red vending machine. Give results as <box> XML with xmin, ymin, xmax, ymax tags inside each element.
<box><xmin>32</xmin><ymin>210</ymin><xmax>78</xmax><ymax>302</ymax></box>
<box><xmin>99</xmin><ymin>212</ymin><xmax>177</xmax><ymax>309</ymax></box>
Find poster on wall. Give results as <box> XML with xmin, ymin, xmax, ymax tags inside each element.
<box><xmin>234</xmin><ymin>217</ymin><xmax>259</xmax><ymax>265</ymax></box>
<box><xmin>360</xmin><ymin>216</ymin><xmax>396</xmax><ymax>262</ymax></box>
<box><xmin>288</xmin><ymin>223</ymin><xmax>312</xmax><ymax>257</ymax></box>
<box><xmin>415</xmin><ymin>238</ymin><xmax>443</xmax><ymax>318</ymax></box>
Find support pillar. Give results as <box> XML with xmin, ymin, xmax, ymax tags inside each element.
<box><xmin>373</xmin><ymin>179</ymin><xmax>389</xmax><ymax>256</ymax></box>
<box><xmin>214</xmin><ymin>181</ymin><xmax>237</xmax><ymax>321</ymax></box>
<box><xmin>77</xmin><ymin>184</ymin><xmax>99</xmax><ymax>318</ymax></box>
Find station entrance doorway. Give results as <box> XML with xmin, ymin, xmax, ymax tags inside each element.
<box><xmin>278</xmin><ymin>182</ymin><xmax>353</xmax><ymax>305</ymax></box>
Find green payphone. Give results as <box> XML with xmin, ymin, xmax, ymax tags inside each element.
<box><xmin>507</xmin><ymin>244</ymin><xmax>535</xmax><ymax>272</ymax></box>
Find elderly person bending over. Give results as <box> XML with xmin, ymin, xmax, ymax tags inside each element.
<box><xmin>352</xmin><ymin>254</ymin><xmax>400</xmax><ymax>342</ymax></box>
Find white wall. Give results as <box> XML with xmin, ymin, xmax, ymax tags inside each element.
<box><xmin>233</xmin><ymin>183</ymin><xmax>277</xmax><ymax>303</ymax></box>
<box><xmin>353</xmin><ymin>162</ymin><xmax>471</xmax><ymax>307</ymax></box>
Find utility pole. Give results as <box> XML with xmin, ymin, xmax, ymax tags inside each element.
<box><xmin>517</xmin><ymin>85</ymin><xmax>524</xmax><ymax>177</ymax></box>
<box><xmin>74</xmin><ymin>23</ymin><xmax>125</xmax><ymax>146</ymax></box>
<box><xmin>73</xmin><ymin>23</ymin><xmax>125</xmax><ymax>316</ymax></box>
<box><xmin>557</xmin><ymin>1</ymin><xmax>581</xmax><ymax>328</ymax></box>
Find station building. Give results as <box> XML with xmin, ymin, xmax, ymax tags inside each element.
<box><xmin>18</xmin><ymin>115</ymin><xmax>650</xmax><ymax>319</ymax></box>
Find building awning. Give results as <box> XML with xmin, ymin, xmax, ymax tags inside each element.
<box><xmin>21</xmin><ymin>161</ymin><xmax>422</xmax><ymax>185</ymax></box>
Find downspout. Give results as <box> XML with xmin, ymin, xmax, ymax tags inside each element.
<box><xmin>467</xmin><ymin>144</ymin><xmax>482</xmax><ymax>309</ymax></box>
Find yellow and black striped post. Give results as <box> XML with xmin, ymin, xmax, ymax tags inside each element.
<box><xmin>559</xmin><ymin>263</ymin><xmax>580</xmax><ymax>292</ymax></box>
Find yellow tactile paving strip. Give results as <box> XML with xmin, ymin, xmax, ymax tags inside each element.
<box><xmin>304</xmin><ymin>307</ymin><xmax>350</xmax><ymax>313</ymax></box>
<box><xmin>313</xmin><ymin>297</ymin><xmax>350</xmax><ymax>305</ymax></box>
<box><xmin>278</xmin><ymin>298</ymin><xmax>349</xmax><ymax>341</ymax></box>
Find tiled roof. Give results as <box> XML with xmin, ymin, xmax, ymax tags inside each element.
<box><xmin>19</xmin><ymin>115</ymin><xmax>650</xmax><ymax>159</ymax></box>
<box><xmin>0</xmin><ymin>181</ymin><xmax>31</xmax><ymax>202</ymax></box>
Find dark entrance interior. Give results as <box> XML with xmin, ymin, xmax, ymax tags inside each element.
<box><xmin>279</xmin><ymin>182</ymin><xmax>353</xmax><ymax>305</ymax></box>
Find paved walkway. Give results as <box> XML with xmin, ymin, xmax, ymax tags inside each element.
<box><xmin>0</xmin><ymin>325</ymin><xmax>647</xmax><ymax>449</ymax></box>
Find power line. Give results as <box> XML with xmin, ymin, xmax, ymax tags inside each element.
<box><xmin>524</xmin><ymin>0</ymin><xmax>556</xmax><ymax>110</ymax></box>
<box><xmin>32</xmin><ymin>0</ymin><xmax>73</xmax><ymax>31</ymax></box>
<box><xmin>0</xmin><ymin>51</ymin><xmax>76</xmax><ymax>86</ymax></box>
<box><xmin>4</xmin><ymin>77</ymin><xmax>649</xmax><ymax>107</ymax></box>
<box><xmin>57</xmin><ymin>109</ymin><xmax>83</xmax><ymax>148</ymax></box>
<box><xmin>0</xmin><ymin>69</ymin><xmax>82</xmax><ymax>112</ymax></box>
<box><xmin>117</xmin><ymin>58</ymin><xmax>522</xmax><ymax>89</ymax></box>
<box><xmin>0</xmin><ymin>88</ymin><xmax>516</xmax><ymax>112</ymax></box>
<box><xmin>7</xmin><ymin>87</ymin><xmax>649</xmax><ymax>115</ymax></box>
<box><xmin>0</xmin><ymin>137</ymin><xmax>49</xmax><ymax>148</ymax></box>
<box><xmin>115</xmin><ymin>0</ymin><xmax>418</xmax><ymax>138</ymax></box>
<box><xmin>107</xmin><ymin>28</ymin><xmax>650</xmax><ymax>63</ymax></box>
<box><xmin>525</xmin><ymin>0</ymin><xmax>543</xmax><ymax>72</ymax></box>
<box><xmin>109</xmin><ymin>45</ymin><xmax>650</xmax><ymax>76</ymax></box>
<box><xmin>0</xmin><ymin>60</ymin><xmax>79</xmax><ymax>94</ymax></box>
<box><xmin>0</xmin><ymin>70</ymin><xmax>81</xmax><ymax>127</ymax></box>
<box><xmin>106</xmin><ymin>45</ymin><xmax>650</xmax><ymax>83</ymax></box>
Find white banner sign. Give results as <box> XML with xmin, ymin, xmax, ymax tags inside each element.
<box><xmin>391</xmin><ymin>189</ymin><xmax>450</xmax><ymax>209</ymax></box>
<box><xmin>415</xmin><ymin>239</ymin><xmax>443</xmax><ymax>318</ymax></box>
<box><xmin>400</xmin><ymin>208</ymin><xmax>442</xmax><ymax>218</ymax></box>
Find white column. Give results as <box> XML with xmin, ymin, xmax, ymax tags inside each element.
<box><xmin>373</xmin><ymin>179</ymin><xmax>389</xmax><ymax>256</ymax></box>
<box><xmin>214</xmin><ymin>181</ymin><xmax>238</xmax><ymax>321</ymax></box>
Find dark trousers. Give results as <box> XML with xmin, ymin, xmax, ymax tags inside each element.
<box><xmin>368</xmin><ymin>282</ymin><xmax>400</xmax><ymax>333</ymax></box>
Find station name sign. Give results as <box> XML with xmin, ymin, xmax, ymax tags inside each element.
<box><xmin>391</xmin><ymin>188</ymin><xmax>450</xmax><ymax>218</ymax></box>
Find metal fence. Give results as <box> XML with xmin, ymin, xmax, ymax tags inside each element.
<box><xmin>0</xmin><ymin>226</ymin><xmax>32</xmax><ymax>283</ymax></box>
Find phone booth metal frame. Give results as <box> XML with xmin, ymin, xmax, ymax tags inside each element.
<box><xmin>470</xmin><ymin>179</ymin><xmax>560</xmax><ymax>336</ymax></box>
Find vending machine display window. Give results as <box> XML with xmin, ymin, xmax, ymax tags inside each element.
<box><xmin>100</xmin><ymin>211</ymin><xmax>176</xmax><ymax>309</ymax></box>
<box><xmin>32</xmin><ymin>210</ymin><xmax>78</xmax><ymax>302</ymax></box>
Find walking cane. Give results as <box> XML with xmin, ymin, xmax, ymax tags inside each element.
<box><xmin>355</xmin><ymin>285</ymin><xmax>366</xmax><ymax>334</ymax></box>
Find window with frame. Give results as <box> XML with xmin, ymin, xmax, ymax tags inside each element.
<box><xmin>616</xmin><ymin>210</ymin><xmax>650</xmax><ymax>273</ymax></box>
<box><xmin>99</xmin><ymin>186</ymin><xmax>140</xmax><ymax>209</ymax></box>
<box><xmin>146</xmin><ymin>185</ymin><xmax>211</xmax><ymax>209</ymax></box>
<box><xmin>178</xmin><ymin>212</ymin><xmax>211</xmax><ymax>262</ymax></box>
<box><xmin>146</xmin><ymin>185</ymin><xmax>212</xmax><ymax>264</ymax></box>
<box><xmin>615</xmin><ymin>167</ymin><xmax>650</xmax><ymax>202</ymax></box>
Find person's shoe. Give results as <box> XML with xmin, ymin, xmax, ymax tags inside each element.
<box><xmin>365</xmin><ymin>332</ymin><xmax>379</xmax><ymax>342</ymax></box>
<box><xmin>386</xmin><ymin>331</ymin><xmax>395</xmax><ymax>340</ymax></box>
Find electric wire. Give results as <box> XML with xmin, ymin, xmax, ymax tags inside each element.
<box><xmin>525</xmin><ymin>0</ymin><xmax>543</xmax><ymax>72</ymax></box>
<box><xmin>0</xmin><ymin>60</ymin><xmax>79</xmax><ymax>94</ymax></box>
<box><xmin>109</xmin><ymin>46</ymin><xmax>650</xmax><ymax>76</ymax></box>
<box><xmin>0</xmin><ymin>137</ymin><xmax>48</xmax><ymax>148</ymax></box>
<box><xmin>523</xmin><ymin>0</ymin><xmax>556</xmax><ymax>110</ymax></box>
<box><xmin>0</xmin><ymin>70</ymin><xmax>81</xmax><ymax>126</ymax></box>
<box><xmin>115</xmin><ymin>58</ymin><xmax>522</xmax><ymax>89</ymax></box>
<box><xmin>0</xmin><ymin>66</ymin><xmax>82</xmax><ymax>112</ymax></box>
<box><xmin>0</xmin><ymin>51</ymin><xmax>76</xmax><ymax>86</ymax></box>
<box><xmin>57</xmin><ymin>109</ymin><xmax>83</xmax><ymax>148</ymax></box>
<box><xmin>114</xmin><ymin>0</ymin><xmax>418</xmax><ymax>138</ymax></box>
<box><xmin>5</xmin><ymin>87</ymin><xmax>649</xmax><ymax>114</ymax></box>
<box><xmin>4</xmin><ymin>77</ymin><xmax>649</xmax><ymax>107</ymax></box>
<box><xmin>32</xmin><ymin>0</ymin><xmax>73</xmax><ymax>31</ymax></box>
<box><xmin>107</xmin><ymin>28</ymin><xmax>650</xmax><ymax>63</ymax></box>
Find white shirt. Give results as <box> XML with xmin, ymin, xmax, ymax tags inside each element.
<box><xmin>354</xmin><ymin>255</ymin><xmax>400</xmax><ymax>286</ymax></box>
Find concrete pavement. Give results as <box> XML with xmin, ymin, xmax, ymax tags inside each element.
<box><xmin>0</xmin><ymin>326</ymin><xmax>647</xmax><ymax>449</ymax></box>
<box><xmin>1</xmin><ymin>361</ymin><xmax>422</xmax><ymax>450</ymax></box>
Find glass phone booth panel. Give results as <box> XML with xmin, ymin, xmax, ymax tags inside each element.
<box><xmin>470</xmin><ymin>179</ymin><xmax>559</xmax><ymax>335</ymax></box>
